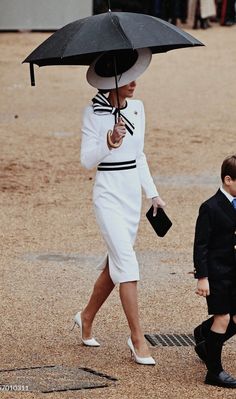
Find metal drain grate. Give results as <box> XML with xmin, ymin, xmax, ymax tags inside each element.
<box><xmin>145</xmin><ymin>334</ymin><xmax>195</xmax><ymax>347</ymax></box>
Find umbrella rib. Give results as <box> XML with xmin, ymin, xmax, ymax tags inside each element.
<box><xmin>60</xmin><ymin>20</ymin><xmax>85</xmax><ymax>59</ymax></box>
<box><xmin>61</xmin><ymin>14</ymin><xmax>133</xmax><ymax>60</ymax></box>
<box><xmin>109</xmin><ymin>14</ymin><xmax>134</xmax><ymax>49</ymax></box>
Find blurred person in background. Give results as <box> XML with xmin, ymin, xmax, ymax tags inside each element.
<box><xmin>151</xmin><ymin>0</ymin><xmax>189</xmax><ymax>24</ymax></box>
<box><xmin>159</xmin><ymin>0</ymin><xmax>178</xmax><ymax>25</ymax></box>
<box><xmin>220</xmin><ymin>0</ymin><xmax>236</xmax><ymax>25</ymax></box>
<box><xmin>94</xmin><ymin>0</ymin><xmax>152</xmax><ymax>14</ymax></box>
<box><xmin>93</xmin><ymin>0</ymin><xmax>107</xmax><ymax>14</ymax></box>
<box><xmin>151</xmin><ymin>0</ymin><xmax>162</xmax><ymax>18</ymax></box>
<box><xmin>176</xmin><ymin>0</ymin><xmax>189</xmax><ymax>23</ymax></box>
<box><xmin>189</xmin><ymin>0</ymin><xmax>216</xmax><ymax>28</ymax></box>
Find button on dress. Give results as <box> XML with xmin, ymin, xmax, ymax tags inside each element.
<box><xmin>81</xmin><ymin>99</ymin><xmax>158</xmax><ymax>284</ymax></box>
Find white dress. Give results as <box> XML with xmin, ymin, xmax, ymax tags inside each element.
<box><xmin>81</xmin><ymin>99</ymin><xmax>158</xmax><ymax>284</ymax></box>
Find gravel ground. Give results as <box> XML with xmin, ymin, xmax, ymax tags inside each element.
<box><xmin>0</xmin><ymin>25</ymin><xmax>236</xmax><ymax>398</ymax></box>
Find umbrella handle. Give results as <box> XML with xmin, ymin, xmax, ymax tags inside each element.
<box><xmin>30</xmin><ymin>63</ymin><xmax>35</xmax><ymax>86</ymax></box>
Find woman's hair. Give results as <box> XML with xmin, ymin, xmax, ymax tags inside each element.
<box><xmin>98</xmin><ymin>89</ymin><xmax>110</xmax><ymax>95</ymax></box>
<box><xmin>221</xmin><ymin>155</ymin><xmax>236</xmax><ymax>182</ymax></box>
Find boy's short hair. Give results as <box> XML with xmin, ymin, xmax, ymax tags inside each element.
<box><xmin>221</xmin><ymin>155</ymin><xmax>236</xmax><ymax>182</ymax></box>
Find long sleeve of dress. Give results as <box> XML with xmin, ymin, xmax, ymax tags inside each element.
<box><xmin>136</xmin><ymin>102</ymin><xmax>159</xmax><ymax>199</ymax></box>
<box><xmin>80</xmin><ymin>106</ymin><xmax>112</xmax><ymax>170</ymax></box>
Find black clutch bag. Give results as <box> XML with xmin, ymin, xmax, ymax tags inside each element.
<box><xmin>146</xmin><ymin>206</ymin><xmax>172</xmax><ymax>237</ymax></box>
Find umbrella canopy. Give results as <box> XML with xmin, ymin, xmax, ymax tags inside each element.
<box><xmin>23</xmin><ymin>11</ymin><xmax>204</xmax><ymax>85</ymax></box>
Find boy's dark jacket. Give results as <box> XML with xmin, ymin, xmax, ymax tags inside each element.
<box><xmin>194</xmin><ymin>189</ymin><xmax>236</xmax><ymax>280</ymax></box>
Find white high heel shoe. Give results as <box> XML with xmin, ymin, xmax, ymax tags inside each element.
<box><xmin>127</xmin><ymin>337</ymin><xmax>156</xmax><ymax>365</ymax></box>
<box><xmin>72</xmin><ymin>311</ymin><xmax>100</xmax><ymax>347</ymax></box>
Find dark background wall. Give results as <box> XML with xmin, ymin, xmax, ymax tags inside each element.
<box><xmin>93</xmin><ymin>0</ymin><xmax>153</xmax><ymax>15</ymax></box>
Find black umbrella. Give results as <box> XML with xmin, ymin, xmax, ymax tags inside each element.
<box><xmin>23</xmin><ymin>10</ymin><xmax>204</xmax><ymax>87</ymax></box>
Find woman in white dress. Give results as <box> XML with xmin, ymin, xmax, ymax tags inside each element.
<box><xmin>74</xmin><ymin>48</ymin><xmax>165</xmax><ymax>365</ymax></box>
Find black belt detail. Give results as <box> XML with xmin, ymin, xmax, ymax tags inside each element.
<box><xmin>97</xmin><ymin>165</ymin><xmax>136</xmax><ymax>171</ymax></box>
<box><xmin>99</xmin><ymin>160</ymin><xmax>136</xmax><ymax>166</ymax></box>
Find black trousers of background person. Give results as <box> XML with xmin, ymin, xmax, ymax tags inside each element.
<box><xmin>160</xmin><ymin>0</ymin><xmax>189</xmax><ymax>25</ymax></box>
<box><xmin>161</xmin><ymin>0</ymin><xmax>178</xmax><ymax>24</ymax></box>
<box><xmin>221</xmin><ymin>0</ymin><xmax>236</xmax><ymax>24</ymax></box>
<box><xmin>176</xmin><ymin>0</ymin><xmax>188</xmax><ymax>23</ymax></box>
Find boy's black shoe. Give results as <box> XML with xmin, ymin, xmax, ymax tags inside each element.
<box><xmin>194</xmin><ymin>324</ymin><xmax>205</xmax><ymax>345</ymax></box>
<box><xmin>205</xmin><ymin>370</ymin><xmax>236</xmax><ymax>388</ymax></box>
<box><xmin>194</xmin><ymin>341</ymin><xmax>207</xmax><ymax>362</ymax></box>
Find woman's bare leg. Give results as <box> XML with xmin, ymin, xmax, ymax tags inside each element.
<box><xmin>81</xmin><ymin>262</ymin><xmax>115</xmax><ymax>339</ymax></box>
<box><xmin>119</xmin><ymin>281</ymin><xmax>150</xmax><ymax>357</ymax></box>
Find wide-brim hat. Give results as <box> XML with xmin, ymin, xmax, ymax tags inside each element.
<box><xmin>86</xmin><ymin>48</ymin><xmax>152</xmax><ymax>90</ymax></box>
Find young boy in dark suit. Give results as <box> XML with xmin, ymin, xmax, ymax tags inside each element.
<box><xmin>193</xmin><ymin>154</ymin><xmax>236</xmax><ymax>388</ymax></box>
